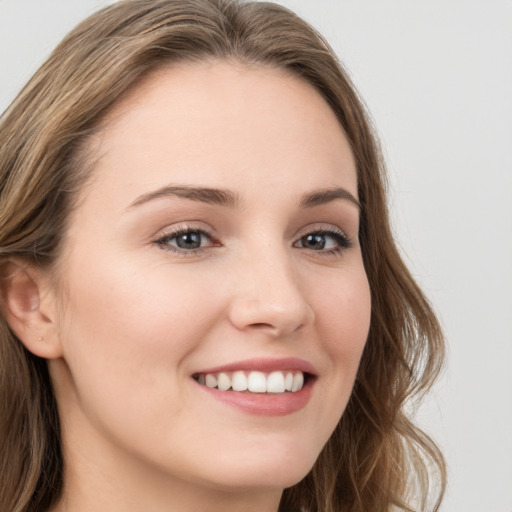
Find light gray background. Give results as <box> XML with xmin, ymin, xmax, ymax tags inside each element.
<box><xmin>1</xmin><ymin>1</ymin><xmax>511</xmax><ymax>510</ymax></box>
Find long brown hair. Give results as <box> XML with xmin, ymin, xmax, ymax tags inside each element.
<box><xmin>0</xmin><ymin>1</ymin><xmax>445</xmax><ymax>510</ymax></box>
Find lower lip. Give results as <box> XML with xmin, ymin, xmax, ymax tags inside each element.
<box><xmin>195</xmin><ymin>379</ymin><xmax>314</xmax><ymax>417</ymax></box>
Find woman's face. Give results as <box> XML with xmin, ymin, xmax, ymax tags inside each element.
<box><xmin>49</xmin><ymin>62</ymin><xmax>371</xmax><ymax>496</ymax></box>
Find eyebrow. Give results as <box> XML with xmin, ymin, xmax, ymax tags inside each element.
<box><xmin>127</xmin><ymin>184</ymin><xmax>359</xmax><ymax>211</ymax></box>
<box><xmin>127</xmin><ymin>185</ymin><xmax>241</xmax><ymax>209</ymax></box>
<box><xmin>300</xmin><ymin>187</ymin><xmax>360</xmax><ymax>210</ymax></box>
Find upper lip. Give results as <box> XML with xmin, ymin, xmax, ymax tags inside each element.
<box><xmin>194</xmin><ymin>357</ymin><xmax>317</xmax><ymax>375</ymax></box>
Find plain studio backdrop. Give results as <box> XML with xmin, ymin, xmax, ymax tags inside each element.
<box><xmin>1</xmin><ymin>1</ymin><xmax>511</xmax><ymax>510</ymax></box>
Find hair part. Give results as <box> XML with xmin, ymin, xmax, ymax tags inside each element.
<box><xmin>0</xmin><ymin>1</ymin><xmax>445</xmax><ymax>510</ymax></box>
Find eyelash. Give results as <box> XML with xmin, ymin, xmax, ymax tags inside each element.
<box><xmin>155</xmin><ymin>227</ymin><xmax>216</xmax><ymax>256</ymax></box>
<box><xmin>154</xmin><ymin>226</ymin><xmax>353</xmax><ymax>257</ymax></box>
<box><xmin>294</xmin><ymin>228</ymin><xmax>353</xmax><ymax>255</ymax></box>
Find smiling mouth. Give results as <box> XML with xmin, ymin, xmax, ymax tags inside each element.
<box><xmin>193</xmin><ymin>370</ymin><xmax>309</xmax><ymax>393</ymax></box>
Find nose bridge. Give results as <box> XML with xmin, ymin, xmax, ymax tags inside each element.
<box><xmin>228</xmin><ymin>240</ymin><xmax>314</xmax><ymax>336</ymax></box>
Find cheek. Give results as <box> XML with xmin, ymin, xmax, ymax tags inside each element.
<box><xmin>56</xmin><ymin>255</ymin><xmax>224</xmax><ymax>409</ymax></box>
<box><xmin>315</xmin><ymin>265</ymin><xmax>371</xmax><ymax>362</ymax></box>
<box><xmin>298</xmin><ymin>261</ymin><xmax>371</xmax><ymax>438</ymax></box>
<box><xmin>53</xmin><ymin>255</ymin><xmax>234</xmax><ymax>466</ymax></box>
<box><xmin>63</xmin><ymin>254</ymin><xmax>217</xmax><ymax>345</ymax></box>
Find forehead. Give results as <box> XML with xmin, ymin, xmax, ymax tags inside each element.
<box><xmin>83</xmin><ymin>60</ymin><xmax>357</xmax><ymax>207</ymax></box>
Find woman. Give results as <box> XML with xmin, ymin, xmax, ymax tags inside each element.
<box><xmin>0</xmin><ymin>1</ymin><xmax>445</xmax><ymax>511</ymax></box>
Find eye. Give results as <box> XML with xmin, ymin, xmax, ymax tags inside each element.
<box><xmin>155</xmin><ymin>227</ymin><xmax>216</xmax><ymax>253</ymax></box>
<box><xmin>294</xmin><ymin>229</ymin><xmax>352</xmax><ymax>254</ymax></box>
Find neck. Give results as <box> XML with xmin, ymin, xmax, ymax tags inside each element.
<box><xmin>51</xmin><ymin>482</ymin><xmax>282</xmax><ymax>512</ymax></box>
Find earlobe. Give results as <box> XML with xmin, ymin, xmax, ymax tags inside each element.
<box><xmin>0</xmin><ymin>260</ymin><xmax>62</xmax><ymax>359</ymax></box>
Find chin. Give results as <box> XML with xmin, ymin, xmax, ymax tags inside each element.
<box><xmin>202</xmin><ymin>467</ymin><xmax>311</xmax><ymax>494</ymax></box>
<box><xmin>193</xmin><ymin>441</ymin><xmax>319</xmax><ymax>492</ymax></box>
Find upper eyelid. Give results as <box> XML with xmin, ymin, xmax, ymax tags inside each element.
<box><xmin>154</xmin><ymin>220</ymin><xmax>351</xmax><ymax>237</ymax></box>
<box><xmin>294</xmin><ymin>229</ymin><xmax>352</xmax><ymax>248</ymax></box>
<box><xmin>294</xmin><ymin>222</ymin><xmax>350</xmax><ymax>239</ymax></box>
<box><xmin>155</xmin><ymin>223</ymin><xmax>214</xmax><ymax>239</ymax></box>
<box><xmin>156</xmin><ymin>227</ymin><xmax>215</xmax><ymax>244</ymax></box>
<box><xmin>154</xmin><ymin>223</ymin><xmax>348</xmax><ymax>239</ymax></box>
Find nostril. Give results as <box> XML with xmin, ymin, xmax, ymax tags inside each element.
<box><xmin>249</xmin><ymin>322</ymin><xmax>274</xmax><ymax>329</ymax></box>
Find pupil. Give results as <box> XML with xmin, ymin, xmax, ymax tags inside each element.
<box><xmin>177</xmin><ymin>232</ymin><xmax>201</xmax><ymax>249</ymax></box>
<box><xmin>304</xmin><ymin>234</ymin><xmax>325</xmax><ymax>250</ymax></box>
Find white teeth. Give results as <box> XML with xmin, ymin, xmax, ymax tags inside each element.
<box><xmin>248</xmin><ymin>371</ymin><xmax>267</xmax><ymax>393</ymax></box>
<box><xmin>267</xmin><ymin>371</ymin><xmax>286</xmax><ymax>393</ymax></box>
<box><xmin>291</xmin><ymin>372</ymin><xmax>304</xmax><ymax>392</ymax></box>
<box><xmin>197</xmin><ymin>370</ymin><xmax>306</xmax><ymax>393</ymax></box>
<box><xmin>217</xmin><ymin>372</ymin><xmax>231</xmax><ymax>391</ymax></box>
<box><xmin>205</xmin><ymin>374</ymin><xmax>218</xmax><ymax>388</ymax></box>
<box><xmin>232</xmin><ymin>371</ymin><xmax>248</xmax><ymax>391</ymax></box>
<box><xmin>285</xmin><ymin>372</ymin><xmax>294</xmax><ymax>391</ymax></box>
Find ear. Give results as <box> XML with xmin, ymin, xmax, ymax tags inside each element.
<box><xmin>0</xmin><ymin>260</ymin><xmax>63</xmax><ymax>359</ymax></box>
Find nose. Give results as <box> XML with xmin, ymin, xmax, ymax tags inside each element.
<box><xmin>227</xmin><ymin>249</ymin><xmax>315</xmax><ymax>338</ymax></box>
